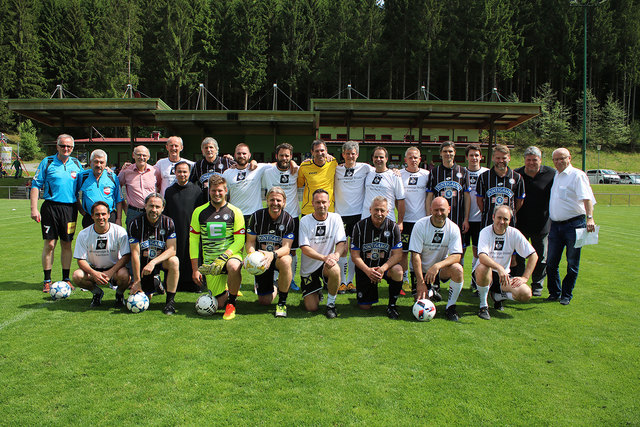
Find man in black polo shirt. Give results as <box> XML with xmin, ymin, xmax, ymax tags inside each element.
<box><xmin>512</xmin><ymin>146</ymin><xmax>555</xmax><ymax>297</ymax></box>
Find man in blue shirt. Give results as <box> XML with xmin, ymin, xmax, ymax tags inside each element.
<box><xmin>75</xmin><ymin>149</ymin><xmax>123</xmax><ymax>229</ymax></box>
<box><xmin>30</xmin><ymin>134</ymin><xmax>84</xmax><ymax>293</ymax></box>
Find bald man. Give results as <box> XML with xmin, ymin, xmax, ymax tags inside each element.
<box><xmin>118</xmin><ymin>145</ymin><xmax>161</xmax><ymax>230</ymax></box>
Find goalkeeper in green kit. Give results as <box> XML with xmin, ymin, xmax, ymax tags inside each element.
<box><xmin>190</xmin><ymin>175</ymin><xmax>245</xmax><ymax>320</ymax></box>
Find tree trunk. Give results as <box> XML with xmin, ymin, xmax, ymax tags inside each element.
<box><xmin>244</xmin><ymin>89</ymin><xmax>248</xmax><ymax>111</ymax></box>
<box><xmin>426</xmin><ymin>51</ymin><xmax>431</xmax><ymax>100</ymax></box>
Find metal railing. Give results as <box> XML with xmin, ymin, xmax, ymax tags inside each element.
<box><xmin>593</xmin><ymin>193</ymin><xmax>640</xmax><ymax>206</ymax></box>
<box><xmin>0</xmin><ymin>186</ymin><xmax>40</xmax><ymax>199</ymax></box>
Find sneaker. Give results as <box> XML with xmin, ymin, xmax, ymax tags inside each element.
<box><xmin>162</xmin><ymin>303</ymin><xmax>176</xmax><ymax>315</ymax></box>
<box><xmin>42</xmin><ymin>280</ymin><xmax>52</xmax><ymax>293</ymax></box>
<box><xmin>114</xmin><ymin>293</ymin><xmax>125</xmax><ymax>308</ymax></box>
<box><xmin>494</xmin><ymin>300</ymin><xmax>504</xmax><ymax>311</ymax></box>
<box><xmin>445</xmin><ymin>305</ymin><xmax>460</xmax><ymax>322</ymax></box>
<box><xmin>275</xmin><ymin>304</ymin><xmax>287</xmax><ymax>318</ymax></box>
<box><xmin>399</xmin><ymin>289</ymin><xmax>406</xmax><ymax>296</ymax></box>
<box><xmin>545</xmin><ymin>295</ymin><xmax>560</xmax><ymax>302</ymax></box>
<box><xmin>90</xmin><ymin>288</ymin><xmax>104</xmax><ymax>307</ymax></box>
<box><xmin>477</xmin><ymin>306</ymin><xmax>491</xmax><ymax>320</ymax></box>
<box><xmin>386</xmin><ymin>305</ymin><xmax>400</xmax><ymax>319</ymax></box>
<box><xmin>325</xmin><ymin>303</ymin><xmax>338</xmax><ymax>319</ymax></box>
<box><xmin>428</xmin><ymin>288</ymin><xmax>442</xmax><ymax>303</ymax></box>
<box><xmin>64</xmin><ymin>280</ymin><xmax>75</xmax><ymax>291</ymax></box>
<box><xmin>532</xmin><ymin>285</ymin><xmax>543</xmax><ymax>297</ymax></box>
<box><xmin>337</xmin><ymin>283</ymin><xmax>347</xmax><ymax>294</ymax></box>
<box><xmin>290</xmin><ymin>280</ymin><xmax>300</xmax><ymax>291</ymax></box>
<box><xmin>402</xmin><ymin>278</ymin><xmax>412</xmax><ymax>293</ymax></box>
<box><xmin>559</xmin><ymin>297</ymin><xmax>571</xmax><ymax>305</ymax></box>
<box><xmin>223</xmin><ymin>303</ymin><xmax>236</xmax><ymax>320</ymax></box>
<box><xmin>346</xmin><ymin>282</ymin><xmax>357</xmax><ymax>294</ymax></box>
<box><xmin>154</xmin><ymin>275</ymin><xmax>165</xmax><ymax>295</ymax></box>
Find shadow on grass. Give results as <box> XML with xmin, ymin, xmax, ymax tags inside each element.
<box><xmin>0</xmin><ymin>281</ymin><xmax>45</xmax><ymax>292</ymax></box>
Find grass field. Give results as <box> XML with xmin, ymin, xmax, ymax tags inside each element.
<box><xmin>1</xmin><ymin>200</ymin><xmax>639</xmax><ymax>425</ymax></box>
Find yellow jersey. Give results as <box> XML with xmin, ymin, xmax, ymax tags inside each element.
<box><xmin>297</xmin><ymin>158</ymin><xmax>338</xmax><ymax>214</ymax></box>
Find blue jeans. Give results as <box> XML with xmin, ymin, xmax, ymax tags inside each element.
<box><xmin>125</xmin><ymin>207</ymin><xmax>144</xmax><ymax>231</ymax></box>
<box><xmin>546</xmin><ymin>216</ymin><xmax>585</xmax><ymax>300</ymax></box>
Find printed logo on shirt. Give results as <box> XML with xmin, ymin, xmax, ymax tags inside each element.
<box><xmin>103</xmin><ymin>187</ymin><xmax>111</xmax><ymax>195</ymax></box>
<box><xmin>345</xmin><ymin>168</ymin><xmax>354</xmax><ymax>177</ymax></box>
<box><xmin>432</xmin><ymin>232</ymin><xmax>444</xmax><ymax>243</ymax></box>
<box><xmin>469</xmin><ymin>175</ymin><xmax>477</xmax><ymax>185</ymax></box>
<box><xmin>96</xmin><ymin>238</ymin><xmax>107</xmax><ymax>250</ymax></box>
<box><xmin>237</xmin><ymin>171</ymin><xmax>246</xmax><ymax>181</ymax></box>
<box><xmin>408</xmin><ymin>177</ymin><xmax>418</xmax><ymax>185</ymax></box>
<box><xmin>280</xmin><ymin>175</ymin><xmax>289</xmax><ymax>184</ymax></box>
<box><xmin>207</xmin><ymin>222</ymin><xmax>227</xmax><ymax>238</ymax></box>
<box><xmin>372</xmin><ymin>175</ymin><xmax>382</xmax><ymax>185</ymax></box>
<box><xmin>494</xmin><ymin>237</ymin><xmax>504</xmax><ymax>251</ymax></box>
<box><xmin>315</xmin><ymin>225</ymin><xmax>326</xmax><ymax>236</ymax></box>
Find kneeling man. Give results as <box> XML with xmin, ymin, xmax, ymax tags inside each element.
<box><xmin>129</xmin><ymin>193</ymin><xmax>180</xmax><ymax>315</ymax></box>
<box><xmin>350</xmin><ymin>196</ymin><xmax>403</xmax><ymax>319</ymax></box>
<box><xmin>474</xmin><ymin>205</ymin><xmax>538</xmax><ymax>320</ymax></box>
<box><xmin>245</xmin><ymin>187</ymin><xmax>295</xmax><ymax>317</ymax></box>
<box><xmin>72</xmin><ymin>201</ymin><xmax>130</xmax><ymax>308</ymax></box>
<box><xmin>410</xmin><ymin>197</ymin><xmax>465</xmax><ymax>321</ymax></box>
<box><xmin>299</xmin><ymin>189</ymin><xmax>346</xmax><ymax>318</ymax></box>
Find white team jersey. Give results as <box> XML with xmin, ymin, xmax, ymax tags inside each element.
<box><xmin>466</xmin><ymin>166</ymin><xmax>489</xmax><ymax>222</ymax></box>
<box><xmin>361</xmin><ymin>169</ymin><xmax>405</xmax><ymax>221</ymax></box>
<box><xmin>73</xmin><ymin>223</ymin><xmax>130</xmax><ymax>269</ymax></box>
<box><xmin>222</xmin><ymin>163</ymin><xmax>268</xmax><ymax>216</ymax></box>
<box><xmin>155</xmin><ymin>157</ymin><xmax>195</xmax><ymax>196</ymax></box>
<box><xmin>299</xmin><ymin>212</ymin><xmax>346</xmax><ymax>276</ymax></box>
<box><xmin>261</xmin><ymin>164</ymin><xmax>300</xmax><ymax>217</ymax></box>
<box><xmin>334</xmin><ymin>162</ymin><xmax>373</xmax><ymax>216</ymax></box>
<box><xmin>475</xmin><ymin>225</ymin><xmax>535</xmax><ymax>274</ymax></box>
<box><xmin>409</xmin><ymin>216</ymin><xmax>463</xmax><ymax>271</ymax></box>
<box><xmin>401</xmin><ymin>168</ymin><xmax>429</xmax><ymax>223</ymax></box>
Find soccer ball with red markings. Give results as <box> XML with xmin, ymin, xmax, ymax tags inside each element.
<box><xmin>412</xmin><ymin>299</ymin><xmax>436</xmax><ymax>322</ymax></box>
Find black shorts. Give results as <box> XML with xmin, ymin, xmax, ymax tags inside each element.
<box><xmin>81</xmin><ymin>210</ymin><xmax>117</xmax><ymax>229</ymax></box>
<box><xmin>463</xmin><ymin>222</ymin><xmax>482</xmax><ymax>248</ymax></box>
<box><xmin>254</xmin><ymin>262</ymin><xmax>278</xmax><ymax>296</ymax></box>
<box><xmin>355</xmin><ymin>267</ymin><xmax>394</xmax><ymax>305</ymax></box>
<box><xmin>471</xmin><ymin>270</ymin><xmax>502</xmax><ymax>293</ymax></box>
<box><xmin>401</xmin><ymin>222</ymin><xmax>415</xmax><ymax>252</ymax></box>
<box><xmin>94</xmin><ymin>265</ymin><xmax>120</xmax><ymax>287</ymax></box>
<box><xmin>342</xmin><ymin>215</ymin><xmax>361</xmax><ymax>239</ymax></box>
<box><xmin>290</xmin><ymin>217</ymin><xmax>300</xmax><ymax>250</ymax></box>
<box><xmin>300</xmin><ymin>266</ymin><xmax>327</xmax><ymax>297</ymax></box>
<box><xmin>41</xmin><ymin>200</ymin><xmax>77</xmax><ymax>241</ymax></box>
<box><xmin>141</xmin><ymin>264</ymin><xmax>163</xmax><ymax>295</ymax></box>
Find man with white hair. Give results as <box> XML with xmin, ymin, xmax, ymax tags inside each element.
<box><xmin>118</xmin><ymin>145</ymin><xmax>161</xmax><ymax>230</ymax></box>
<box><xmin>546</xmin><ymin>148</ymin><xmax>597</xmax><ymax>305</ymax></box>
<box><xmin>189</xmin><ymin>136</ymin><xmax>236</xmax><ymax>197</ymax></box>
<box><xmin>155</xmin><ymin>136</ymin><xmax>194</xmax><ymax>196</ymax></box>
<box><xmin>76</xmin><ymin>149</ymin><xmax>124</xmax><ymax>229</ymax></box>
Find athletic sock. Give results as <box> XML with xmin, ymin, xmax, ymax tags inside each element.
<box><xmin>166</xmin><ymin>291</ymin><xmax>176</xmax><ymax>305</ymax></box>
<box><xmin>91</xmin><ymin>287</ymin><xmax>102</xmax><ymax>295</ymax></box>
<box><xmin>327</xmin><ymin>294</ymin><xmax>337</xmax><ymax>306</ymax></box>
<box><xmin>346</xmin><ymin>256</ymin><xmax>355</xmax><ymax>284</ymax></box>
<box><xmin>278</xmin><ymin>291</ymin><xmax>288</xmax><ymax>305</ymax></box>
<box><xmin>478</xmin><ymin>286</ymin><xmax>489</xmax><ymax>308</ymax></box>
<box><xmin>492</xmin><ymin>291</ymin><xmax>514</xmax><ymax>301</ymax></box>
<box><xmin>44</xmin><ymin>269</ymin><xmax>52</xmax><ymax>282</ymax></box>
<box><xmin>338</xmin><ymin>256</ymin><xmax>348</xmax><ymax>285</ymax></box>
<box><xmin>388</xmin><ymin>278</ymin><xmax>402</xmax><ymax>306</ymax></box>
<box><xmin>62</xmin><ymin>269</ymin><xmax>70</xmax><ymax>281</ymax></box>
<box><xmin>291</xmin><ymin>254</ymin><xmax>297</xmax><ymax>277</ymax></box>
<box><xmin>403</xmin><ymin>269</ymin><xmax>409</xmax><ymax>282</ymax></box>
<box><xmin>472</xmin><ymin>256</ymin><xmax>478</xmax><ymax>270</ymax></box>
<box><xmin>446</xmin><ymin>280</ymin><xmax>464</xmax><ymax>309</ymax></box>
<box><xmin>228</xmin><ymin>293</ymin><xmax>237</xmax><ymax>306</ymax></box>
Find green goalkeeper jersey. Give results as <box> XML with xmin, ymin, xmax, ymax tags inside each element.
<box><xmin>189</xmin><ymin>202</ymin><xmax>245</xmax><ymax>263</ymax></box>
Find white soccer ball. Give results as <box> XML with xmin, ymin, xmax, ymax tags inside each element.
<box><xmin>127</xmin><ymin>293</ymin><xmax>150</xmax><ymax>313</ymax></box>
<box><xmin>195</xmin><ymin>293</ymin><xmax>218</xmax><ymax>316</ymax></box>
<box><xmin>243</xmin><ymin>251</ymin><xmax>268</xmax><ymax>275</ymax></box>
<box><xmin>49</xmin><ymin>281</ymin><xmax>72</xmax><ymax>300</ymax></box>
<box><xmin>412</xmin><ymin>298</ymin><xmax>436</xmax><ymax>322</ymax></box>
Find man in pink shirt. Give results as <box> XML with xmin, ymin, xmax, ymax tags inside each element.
<box><xmin>118</xmin><ymin>145</ymin><xmax>161</xmax><ymax>230</ymax></box>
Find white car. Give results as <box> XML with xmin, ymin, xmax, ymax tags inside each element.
<box><xmin>586</xmin><ymin>169</ymin><xmax>620</xmax><ymax>184</ymax></box>
<box><xmin>619</xmin><ymin>173</ymin><xmax>640</xmax><ymax>185</ymax></box>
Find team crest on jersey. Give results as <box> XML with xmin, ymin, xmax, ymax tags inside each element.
<box><xmin>469</xmin><ymin>176</ymin><xmax>477</xmax><ymax>185</ymax></box>
<box><xmin>237</xmin><ymin>171</ymin><xmax>246</xmax><ymax>181</ymax></box>
<box><xmin>432</xmin><ymin>232</ymin><xmax>444</xmax><ymax>243</ymax></box>
<box><xmin>456</xmin><ymin>172</ymin><xmax>463</xmax><ymax>178</ymax></box>
<box><xmin>495</xmin><ymin>196</ymin><xmax>505</xmax><ymax>205</ymax></box>
<box><xmin>96</xmin><ymin>238</ymin><xmax>107</xmax><ymax>250</ymax></box>
<box><xmin>269</xmin><ymin>229</ymin><xmax>275</xmax><ymax>234</ymax></box>
<box><xmin>160</xmin><ymin>229</ymin><xmax>166</xmax><ymax>236</ymax></box>
<box><xmin>408</xmin><ymin>177</ymin><xmax>418</xmax><ymax>185</ymax></box>
<box><xmin>509</xmin><ymin>178</ymin><xmax>515</xmax><ymax>184</ymax></box>
<box><xmin>315</xmin><ymin>225</ymin><xmax>326</xmax><ymax>236</ymax></box>
<box><xmin>223</xmin><ymin>214</ymin><xmax>229</xmax><ymax>220</ymax></box>
<box><xmin>494</xmin><ymin>238</ymin><xmax>504</xmax><ymax>250</ymax></box>
<box><xmin>207</xmin><ymin>222</ymin><xmax>227</xmax><ymax>238</ymax></box>
<box><xmin>218</xmin><ymin>163</ymin><xmax>224</xmax><ymax>169</ymax></box>
<box><xmin>345</xmin><ymin>168</ymin><xmax>354</xmax><ymax>177</ymax></box>
<box><xmin>280</xmin><ymin>175</ymin><xmax>289</xmax><ymax>184</ymax></box>
<box><xmin>372</xmin><ymin>175</ymin><xmax>382</xmax><ymax>184</ymax></box>
<box><xmin>279</xmin><ymin>224</ymin><xmax>285</xmax><ymax>231</ymax></box>
<box><xmin>71</xmin><ymin>171</ymin><xmax>77</xmax><ymax>179</ymax></box>
<box><xmin>103</xmin><ymin>187</ymin><xmax>111</xmax><ymax>195</ymax></box>
<box><xmin>170</xmin><ymin>166</ymin><xmax>175</xmax><ymax>175</ymax></box>
<box><xmin>384</xmin><ymin>231</ymin><xmax>391</xmax><ymax>237</ymax></box>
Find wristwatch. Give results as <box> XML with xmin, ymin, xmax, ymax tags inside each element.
<box><xmin>586</xmin><ymin>215</ymin><xmax>593</xmax><ymax>219</ymax></box>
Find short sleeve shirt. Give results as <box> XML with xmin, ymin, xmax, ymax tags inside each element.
<box><xmin>118</xmin><ymin>164</ymin><xmax>161</xmax><ymax>209</ymax></box>
<box><xmin>128</xmin><ymin>214</ymin><xmax>176</xmax><ymax>265</ymax></box>
<box><xmin>189</xmin><ymin>202</ymin><xmax>245</xmax><ymax>263</ymax></box>
<box><xmin>361</xmin><ymin>169</ymin><xmax>405</xmax><ymax>221</ymax></box>
<box><xmin>475</xmin><ymin>225</ymin><xmax>535</xmax><ymax>274</ymax></box>
<box><xmin>155</xmin><ymin>157</ymin><xmax>195</xmax><ymax>196</ymax></box>
<box><xmin>222</xmin><ymin>164</ymin><xmax>269</xmax><ymax>216</ymax></box>
<box><xmin>74</xmin><ymin>223</ymin><xmax>130</xmax><ymax>269</ymax></box>
<box><xmin>75</xmin><ymin>169</ymin><xmax>123</xmax><ymax>213</ymax></box>
<box><xmin>189</xmin><ymin>156</ymin><xmax>236</xmax><ymax>190</ymax></box>
<box><xmin>32</xmin><ymin>155</ymin><xmax>84</xmax><ymax>203</ymax></box>
<box><xmin>299</xmin><ymin>212</ymin><xmax>346</xmax><ymax>276</ymax></box>
<box><xmin>351</xmin><ymin>217</ymin><xmax>402</xmax><ymax>268</ymax></box>
<box><xmin>549</xmin><ymin>165</ymin><xmax>596</xmax><ymax>221</ymax></box>
<box><xmin>297</xmin><ymin>158</ymin><xmax>338</xmax><ymax>215</ymax></box>
<box><xmin>476</xmin><ymin>167</ymin><xmax>525</xmax><ymax>228</ymax></box>
<box><xmin>400</xmin><ymin>168</ymin><xmax>429</xmax><ymax>223</ymax></box>
<box><xmin>466</xmin><ymin>166</ymin><xmax>489</xmax><ymax>223</ymax></box>
<box><xmin>261</xmin><ymin>165</ymin><xmax>300</xmax><ymax>217</ymax></box>
<box><xmin>426</xmin><ymin>164</ymin><xmax>470</xmax><ymax>228</ymax></box>
<box><xmin>409</xmin><ymin>216</ymin><xmax>463</xmax><ymax>271</ymax></box>
<box><xmin>247</xmin><ymin>208</ymin><xmax>296</xmax><ymax>251</ymax></box>
<box><xmin>334</xmin><ymin>162</ymin><xmax>372</xmax><ymax>216</ymax></box>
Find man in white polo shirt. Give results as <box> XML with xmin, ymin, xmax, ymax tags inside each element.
<box><xmin>155</xmin><ymin>136</ymin><xmax>194</xmax><ymax>196</ymax></box>
<box><xmin>222</xmin><ymin>143</ymin><xmax>269</xmax><ymax>223</ymax></box>
<box><xmin>546</xmin><ymin>148</ymin><xmax>596</xmax><ymax>305</ymax></box>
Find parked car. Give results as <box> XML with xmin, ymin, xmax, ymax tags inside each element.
<box><xmin>586</xmin><ymin>169</ymin><xmax>620</xmax><ymax>184</ymax></box>
<box><xmin>619</xmin><ymin>173</ymin><xmax>640</xmax><ymax>185</ymax></box>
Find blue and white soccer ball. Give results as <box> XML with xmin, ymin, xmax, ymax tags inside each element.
<box><xmin>195</xmin><ymin>293</ymin><xmax>218</xmax><ymax>316</ymax></box>
<box><xmin>126</xmin><ymin>293</ymin><xmax>150</xmax><ymax>313</ymax></box>
<box><xmin>49</xmin><ymin>281</ymin><xmax>72</xmax><ymax>300</ymax></box>
<box><xmin>412</xmin><ymin>298</ymin><xmax>436</xmax><ymax>322</ymax></box>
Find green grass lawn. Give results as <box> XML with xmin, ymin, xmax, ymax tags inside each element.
<box><xmin>0</xmin><ymin>200</ymin><xmax>639</xmax><ymax>425</ymax></box>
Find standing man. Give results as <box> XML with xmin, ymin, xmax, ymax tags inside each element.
<box><xmin>410</xmin><ymin>197</ymin><xmax>465</xmax><ymax>321</ymax></box>
<box><xmin>426</xmin><ymin>141</ymin><xmax>470</xmax><ymax>234</ymax></box>
<box><xmin>245</xmin><ymin>187</ymin><xmax>295</xmax><ymax>317</ymax></box>
<box><xmin>164</xmin><ymin>161</ymin><xmax>204</xmax><ymax>292</ymax></box>
<box><xmin>399</xmin><ymin>146</ymin><xmax>429</xmax><ymax>294</ymax></box>
<box><xmin>155</xmin><ymin>136</ymin><xmax>194</xmax><ymax>196</ymax></box>
<box><xmin>297</xmin><ymin>140</ymin><xmax>338</xmax><ymax>215</ymax></box>
<box><xmin>118</xmin><ymin>145</ymin><xmax>160</xmax><ymax>230</ymax></box>
<box><xmin>189</xmin><ymin>137</ymin><xmax>236</xmax><ymax>197</ymax></box>
<box><xmin>299</xmin><ymin>189</ymin><xmax>346</xmax><ymax>318</ymax></box>
<box><xmin>350</xmin><ymin>197</ymin><xmax>404</xmax><ymax>319</ymax></box>
<box><xmin>12</xmin><ymin>157</ymin><xmax>22</xmax><ymax>178</ymax></box>
<box><xmin>546</xmin><ymin>148</ymin><xmax>596</xmax><ymax>305</ymax></box>
<box><xmin>128</xmin><ymin>192</ymin><xmax>180</xmax><ymax>315</ymax></box>
<box><xmin>222</xmin><ymin>143</ymin><xmax>269</xmax><ymax>222</ymax></box>
<box><xmin>474</xmin><ymin>205</ymin><xmax>538</xmax><ymax>319</ymax></box>
<box><xmin>30</xmin><ymin>134</ymin><xmax>84</xmax><ymax>292</ymax></box>
<box><xmin>190</xmin><ymin>175</ymin><xmax>245</xmax><ymax>320</ymax></box>
<box><xmin>261</xmin><ymin>143</ymin><xmax>301</xmax><ymax>290</ymax></box>
<box><xmin>76</xmin><ymin>149</ymin><xmax>123</xmax><ymax>229</ymax></box>
<box><xmin>513</xmin><ymin>146</ymin><xmax>555</xmax><ymax>297</ymax></box>
<box><xmin>334</xmin><ymin>140</ymin><xmax>372</xmax><ymax>294</ymax></box>
<box><xmin>476</xmin><ymin>144</ymin><xmax>525</xmax><ymax>228</ymax></box>
<box><xmin>72</xmin><ymin>201</ymin><xmax>130</xmax><ymax>308</ymax></box>
<box><xmin>361</xmin><ymin>146</ymin><xmax>405</xmax><ymax>228</ymax></box>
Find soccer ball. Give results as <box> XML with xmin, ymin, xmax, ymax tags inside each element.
<box><xmin>126</xmin><ymin>293</ymin><xmax>150</xmax><ymax>313</ymax></box>
<box><xmin>49</xmin><ymin>281</ymin><xmax>72</xmax><ymax>300</ymax></box>
<box><xmin>412</xmin><ymin>299</ymin><xmax>436</xmax><ymax>322</ymax></box>
<box><xmin>243</xmin><ymin>251</ymin><xmax>268</xmax><ymax>275</ymax></box>
<box><xmin>195</xmin><ymin>293</ymin><xmax>218</xmax><ymax>316</ymax></box>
